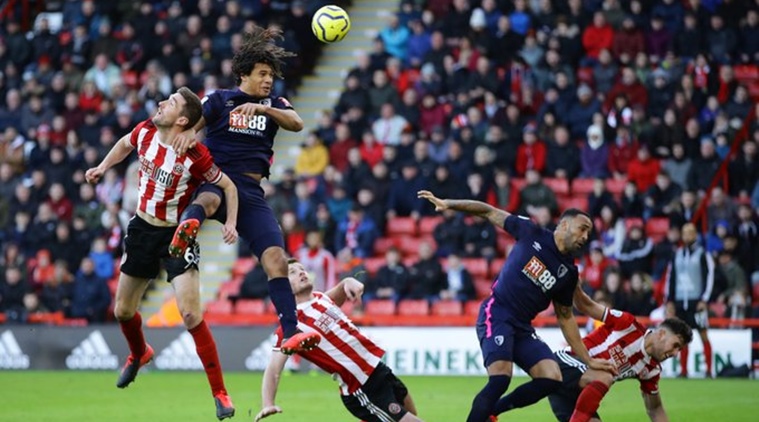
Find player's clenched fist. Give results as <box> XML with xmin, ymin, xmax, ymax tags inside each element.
<box><xmin>85</xmin><ymin>167</ymin><xmax>104</xmax><ymax>184</ymax></box>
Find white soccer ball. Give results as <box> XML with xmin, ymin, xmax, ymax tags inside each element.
<box><xmin>311</xmin><ymin>5</ymin><xmax>351</xmax><ymax>43</ymax></box>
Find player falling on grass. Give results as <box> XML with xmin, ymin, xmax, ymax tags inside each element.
<box><xmin>85</xmin><ymin>87</ymin><xmax>239</xmax><ymax>420</ymax></box>
<box><xmin>167</xmin><ymin>25</ymin><xmax>320</xmax><ymax>354</ymax></box>
<box><xmin>253</xmin><ymin>259</ymin><xmax>423</xmax><ymax>422</ymax></box>
<box><xmin>536</xmin><ymin>287</ymin><xmax>693</xmax><ymax>422</ymax></box>
<box><xmin>417</xmin><ymin>190</ymin><xmax>616</xmax><ymax>422</ymax></box>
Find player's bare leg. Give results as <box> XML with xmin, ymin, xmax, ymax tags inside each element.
<box><xmin>169</xmin><ymin>191</ymin><xmax>221</xmax><ymax>257</ymax></box>
<box><xmin>173</xmin><ymin>269</ymin><xmax>235</xmax><ymax>420</ymax></box>
<box><xmin>261</xmin><ymin>245</ymin><xmax>321</xmax><ymax>354</ymax></box>
<box><xmin>114</xmin><ymin>274</ymin><xmax>154</xmax><ymax>388</ymax></box>
<box><xmin>399</xmin><ymin>393</ymin><xmax>423</xmax><ymax>421</ymax></box>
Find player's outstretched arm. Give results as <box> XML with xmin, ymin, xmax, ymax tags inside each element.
<box><xmin>214</xmin><ymin>173</ymin><xmax>239</xmax><ymax>244</ymax></box>
<box><xmin>85</xmin><ymin>133</ymin><xmax>134</xmax><ymax>184</ymax></box>
<box><xmin>325</xmin><ymin>277</ymin><xmax>364</xmax><ymax>307</ymax></box>
<box><xmin>255</xmin><ymin>351</ymin><xmax>289</xmax><ymax>421</ymax></box>
<box><xmin>573</xmin><ymin>285</ymin><xmax>607</xmax><ymax>322</ymax></box>
<box><xmin>642</xmin><ymin>392</ymin><xmax>669</xmax><ymax>422</ymax></box>
<box><xmin>555</xmin><ymin>301</ymin><xmax>618</xmax><ymax>376</ymax></box>
<box><xmin>417</xmin><ymin>190</ymin><xmax>510</xmax><ymax>228</ymax></box>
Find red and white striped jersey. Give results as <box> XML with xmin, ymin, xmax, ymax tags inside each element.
<box><xmin>578</xmin><ymin>309</ymin><xmax>662</xmax><ymax>394</ymax></box>
<box><xmin>130</xmin><ymin>120</ymin><xmax>222</xmax><ymax>224</ymax></box>
<box><xmin>273</xmin><ymin>292</ymin><xmax>385</xmax><ymax>395</ymax></box>
<box><xmin>295</xmin><ymin>247</ymin><xmax>336</xmax><ymax>292</ymax></box>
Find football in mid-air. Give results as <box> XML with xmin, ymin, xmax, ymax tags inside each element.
<box><xmin>311</xmin><ymin>5</ymin><xmax>351</xmax><ymax>43</ymax></box>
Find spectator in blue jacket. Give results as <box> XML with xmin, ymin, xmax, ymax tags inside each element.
<box><xmin>69</xmin><ymin>256</ymin><xmax>111</xmax><ymax>323</ymax></box>
<box><xmin>335</xmin><ymin>207</ymin><xmax>379</xmax><ymax>258</ymax></box>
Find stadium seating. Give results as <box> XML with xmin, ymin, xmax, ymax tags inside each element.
<box><xmin>386</xmin><ymin>217</ymin><xmax>418</xmax><ymax>237</ymax></box>
<box><xmin>397</xmin><ymin>300</ymin><xmax>430</xmax><ymax>316</ymax></box>
<box><xmin>645</xmin><ymin>217</ymin><xmax>670</xmax><ymax>242</ymax></box>
<box><xmin>464</xmin><ymin>300</ymin><xmax>482</xmax><ymax>316</ymax></box>
<box><xmin>364</xmin><ymin>300</ymin><xmax>396</xmax><ymax>316</ymax></box>
<box><xmin>362</xmin><ymin>257</ymin><xmax>386</xmax><ymax>276</ymax></box>
<box><xmin>460</xmin><ymin>258</ymin><xmax>489</xmax><ymax>279</ymax></box>
<box><xmin>373</xmin><ymin>237</ymin><xmax>397</xmax><ymax>255</ymax></box>
<box><xmin>489</xmin><ymin>258</ymin><xmax>506</xmax><ymax>278</ymax></box>
<box><xmin>235</xmin><ymin>299</ymin><xmax>266</xmax><ymax>315</ymax></box>
<box><xmin>544</xmin><ymin>178</ymin><xmax>571</xmax><ymax>197</ymax></box>
<box><xmin>205</xmin><ymin>300</ymin><xmax>233</xmax><ymax>314</ymax></box>
<box><xmin>558</xmin><ymin>196</ymin><xmax>589</xmax><ymax>213</ymax></box>
<box><xmin>432</xmin><ymin>300</ymin><xmax>463</xmax><ymax>316</ymax></box>
<box><xmin>473</xmin><ymin>277</ymin><xmax>494</xmax><ymax>298</ymax></box>
<box><xmin>419</xmin><ymin>216</ymin><xmax>444</xmax><ymax>236</ymax></box>
<box><xmin>231</xmin><ymin>258</ymin><xmax>256</xmax><ymax>279</ymax></box>
<box><xmin>571</xmin><ymin>178</ymin><xmax>596</xmax><ymax>196</ymax></box>
<box><xmin>606</xmin><ymin>179</ymin><xmax>627</xmax><ymax>197</ymax></box>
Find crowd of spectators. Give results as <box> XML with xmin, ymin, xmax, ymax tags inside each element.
<box><xmin>1</xmin><ymin>0</ymin><xmax>758</xmax><ymax>325</ymax></box>
<box><xmin>0</xmin><ymin>0</ymin><xmax>334</xmax><ymax>322</ymax></box>
<box><xmin>279</xmin><ymin>0</ymin><xmax>759</xmax><ymax>319</ymax></box>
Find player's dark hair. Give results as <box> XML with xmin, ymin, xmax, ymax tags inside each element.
<box><xmin>287</xmin><ymin>258</ymin><xmax>299</xmax><ymax>265</ymax></box>
<box><xmin>232</xmin><ymin>25</ymin><xmax>296</xmax><ymax>84</ymax></box>
<box><xmin>177</xmin><ymin>87</ymin><xmax>202</xmax><ymax>130</ymax></box>
<box><xmin>558</xmin><ymin>208</ymin><xmax>592</xmax><ymax>223</ymax></box>
<box><xmin>660</xmin><ymin>317</ymin><xmax>693</xmax><ymax>345</ymax></box>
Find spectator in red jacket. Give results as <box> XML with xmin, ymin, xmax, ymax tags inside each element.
<box><xmin>612</xmin><ymin>16</ymin><xmax>645</xmax><ymax>65</ymax></box>
<box><xmin>605</xmin><ymin>67</ymin><xmax>649</xmax><ymax>110</ymax></box>
<box><xmin>627</xmin><ymin>144</ymin><xmax>661</xmax><ymax>192</ymax></box>
<box><xmin>608</xmin><ymin>126</ymin><xmax>639</xmax><ymax>180</ymax></box>
<box><xmin>582</xmin><ymin>12</ymin><xmax>615</xmax><ymax>62</ymax></box>
<box><xmin>515</xmin><ymin>123</ymin><xmax>546</xmax><ymax>176</ymax></box>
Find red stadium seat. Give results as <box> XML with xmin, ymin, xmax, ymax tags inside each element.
<box><xmin>218</xmin><ymin>280</ymin><xmax>242</xmax><ymax>300</ymax></box>
<box><xmin>461</xmin><ymin>258</ymin><xmax>489</xmax><ymax>278</ymax></box>
<box><xmin>645</xmin><ymin>217</ymin><xmax>670</xmax><ymax>242</ymax></box>
<box><xmin>235</xmin><ymin>299</ymin><xmax>266</xmax><ymax>315</ymax></box>
<box><xmin>397</xmin><ymin>299</ymin><xmax>430</xmax><ymax>316</ymax></box>
<box><xmin>419</xmin><ymin>216</ymin><xmax>444</xmax><ymax>236</ymax></box>
<box><xmin>363</xmin><ymin>257</ymin><xmax>386</xmax><ymax>276</ymax></box>
<box><xmin>625</xmin><ymin>218</ymin><xmax>644</xmax><ymax>231</ymax></box>
<box><xmin>397</xmin><ymin>236</ymin><xmax>435</xmax><ymax>257</ymax></box>
<box><xmin>544</xmin><ymin>178</ymin><xmax>570</xmax><ymax>197</ymax></box>
<box><xmin>231</xmin><ymin>258</ymin><xmax>256</xmax><ymax>278</ymax></box>
<box><xmin>373</xmin><ymin>237</ymin><xmax>397</xmax><ymax>255</ymax></box>
<box><xmin>606</xmin><ymin>178</ymin><xmax>627</xmax><ymax>196</ymax></box>
<box><xmin>733</xmin><ymin>64</ymin><xmax>759</xmax><ymax>83</ymax></box>
<box><xmin>512</xmin><ymin>178</ymin><xmax>527</xmax><ymax>192</ymax></box>
<box><xmin>386</xmin><ymin>217</ymin><xmax>418</xmax><ymax>236</ymax></box>
<box><xmin>432</xmin><ymin>300</ymin><xmax>463</xmax><ymax>316</ymax></box>
<box><xmin>205</xmin><ymin>300</ymin><xmax>233</xmax><ymax>314</ymax></box>
<box><xmin>340</xmin><ymin>300</ymin><xmax>355</xmax><ymax>316</ymax></box>
<box><xmin>489</xmin><ymin>258</ymin><xmax>505</xmax><ymax>278</ymax></box>
<box><xmin>464</xmin><ymin>300</ymin><xmax>482</xmax><ymax>315</ymax></box>
<box><xmin>571</xmin><ymin>178</ymin><xmax>596</xmax><ymax>196</ymax></box>
<box><xmin>752</xmin><ymin>283</ymin><xmax>759</xmax><ymax>306</ymax></box>
<box><xmin>474</xmin><ymin>277</ymin><xmax>494</xmax><ymax>299</ymax></box>
<box><xmin>709</xmin><ymin>302</ymin><xmax>726</xmax><ymax>318</ymax></box>
<box><xmin>365</xmin><ymin>299</ymin><xmax>396</xmax><ymax>315</ymax></box>
<box><xmin>558</xmin><ymin>196</ymin><xmax>589</xmax><ymax>212</ymax></box>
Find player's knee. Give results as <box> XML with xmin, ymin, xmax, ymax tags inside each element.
<box><xmin>113</xmin><ymin>303</ymin><xmax>136</xmax><ymax>321</ymax></box>
<box><xmin>197</xmin><ymin>192</ymin><xmax>221</xmax><ymax>216</ymax></box>
<box><xmin>262</xmin><ymin>247</ymin><xmax>288</xmax><ymax>277</ymax></box>
<box><xmin>181</xmin><ymin>309</ymin><xmax>203</xmax><ymax>329</ymax></box>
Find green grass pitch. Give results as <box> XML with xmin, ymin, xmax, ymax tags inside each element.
<box><xmin>1</xmin><ymin>371</ymin><xmax>758</xmax><ymax>421</ymax></box>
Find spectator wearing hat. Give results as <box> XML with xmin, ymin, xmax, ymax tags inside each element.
<box><xmin>580</xmin><ymin>124</ymin><xmax>610</xmax><ymax>178</ymax></box>
<box><xmin>515</xmin><ymin>122</ymin><xmax>547</xmax><ymax>177</ymax></box>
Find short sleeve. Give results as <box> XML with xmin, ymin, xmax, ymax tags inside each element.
<box><xmin>202</xmin><ymin>91</ymin><xmax>223</xmax><ymax>124</ymax></box>
<box><xmin>188</xmin><ymin>144</ymin><xmax>222</xmax><ymax>184</ymax></box>
<box><xmin>129</xmin><ymin>120</ymin><xmax>153</xmax><ymax>147</ymax></box>
<box><xmin>553</xmin><ymin>270</ymin><xmax>578</xmax><ymax>307</ymax></box>
<box><xmin>639</xmin><ymin>374</ymin><xmax>660</xmax><ymax>395</ymax></box>
<box><xmin>274</xmin><ymin>96</ymin><xmax>294</xmax><ymax>110</ymax></box>
<box><xmin>602</xmin><ymin>309</ymin><xmax>637</xmax><ymax>330</ymax></box>
<box><xmin>502</xmin><ymin>215</ymin><xmax>536</xmax><ymax>240</ymax></box>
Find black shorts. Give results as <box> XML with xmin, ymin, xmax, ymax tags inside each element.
<box><xmin>548</xmin><ymin>350</ymin><xmax>600</xmax><ymax>422</ymax></box>
<box><xmin>341</xmin><ymin>362</ymin><xmax>410</xmax><ymax>422</ymax></box>
<box><xmin>120</xmin><ymin>216</ymin><xmax>200</xmax><ymax>282</ymax></box>
<box><xmin>674</xmin><ymin>301</ymin><xmax>708</xmax><ymax>330</ymax></box>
